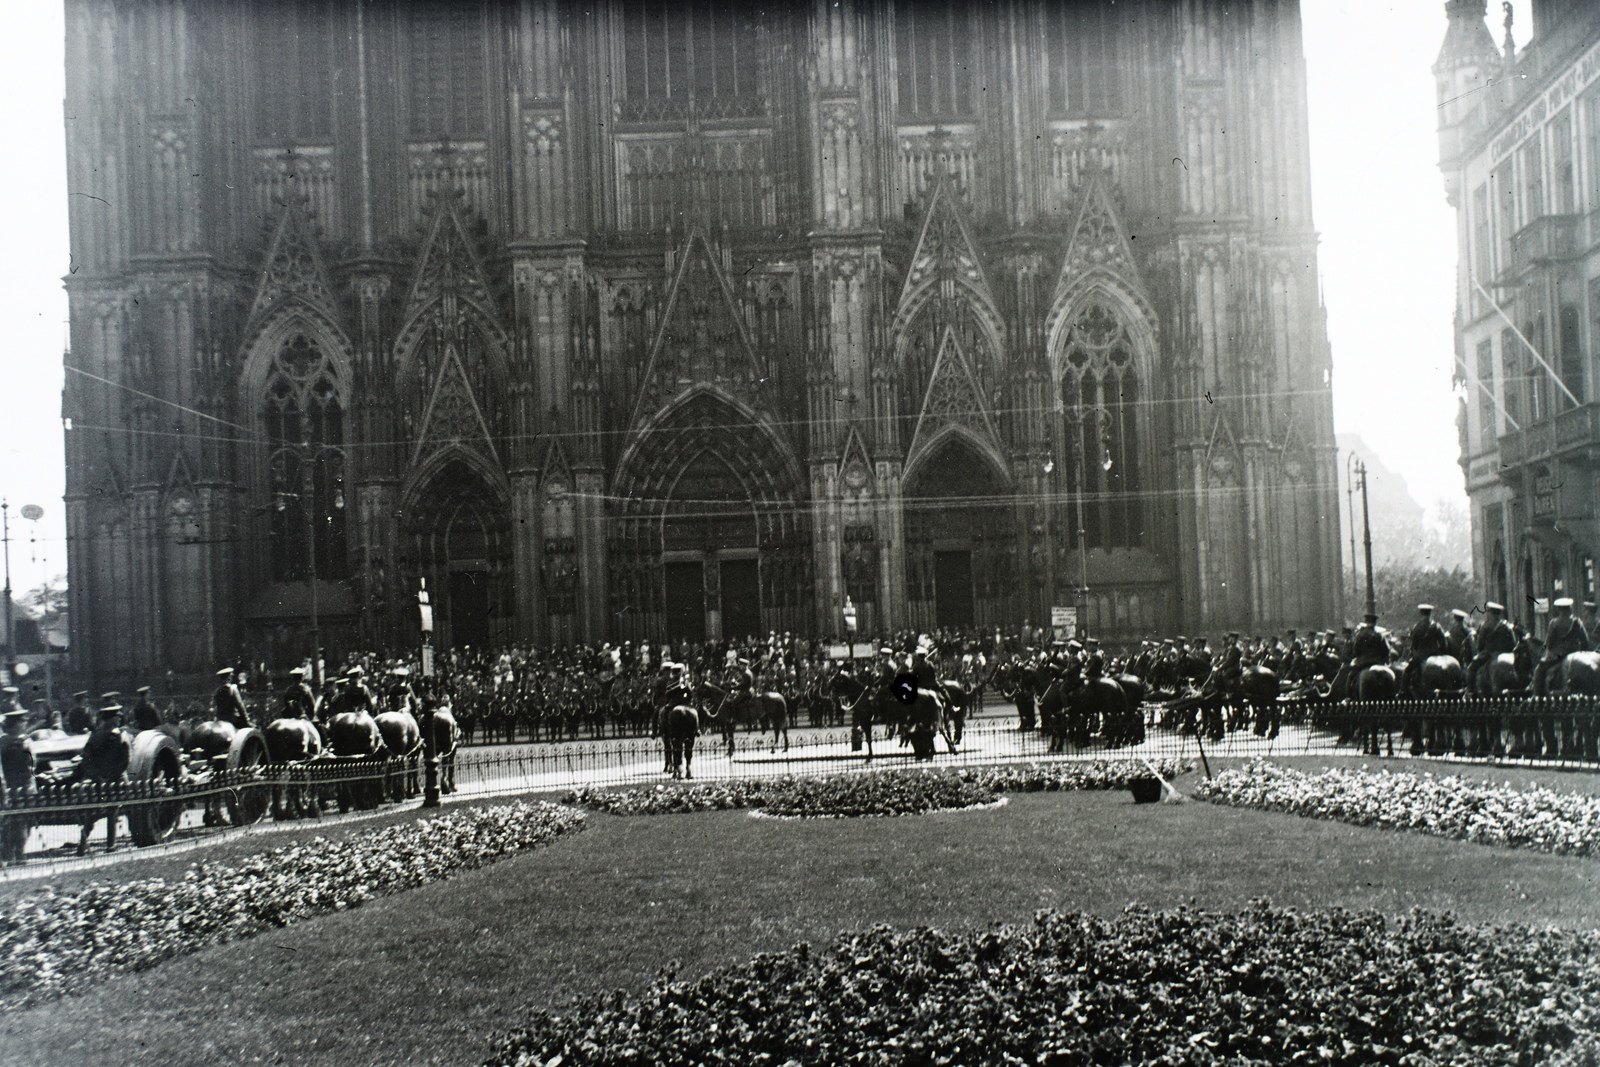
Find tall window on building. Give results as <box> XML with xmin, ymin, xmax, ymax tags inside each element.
<box><xmin>1552</xmin><ymin>110</ymin><xmax>1576</xmax><ymax>214</ymax></box>
<box><xmin>619</xmin><ymin>0</ymin><xmax>762</xmax><ymax>108</ymax></box>
<box><xmin>1059</xmin><ymin>301</ymin><xmax>1142</xmax><ymax>549</ymax></box>
<box><xmin>894</xmin><ymin>0</ymin><xmax>977</xmax><ymax>120</ymax></box>
<box><xmin>1584</xmin><ymin>88</ymin><xmax>1600</xmax><ymax>213</ymax></box>
<box><xmin>1501</xmin><ymin>326</ymin><xmax>1523</xmax><ymax>428</ymax></box>
<box><xmin>253</xmin><ymin>1</ymin><xmax>336</xmax><ymax>144</ymax></box>
<box><xmin>1471</xmin><ymin>182</ymin><xmax>1491</xmax><ymax>283</ymax></box>
<box><xmin>1559</xmin><ymin>299</ymin><xmax>1584</xmax><ymax>407</ymax></box>
<box><xmin>264</xmin><ymin>334</ymin><xmax>348</xmax><ymax>582</ymax></box>
<box><xmin>408</xmin><ymin>3</ymin><xmax>489</xmax><ymax>137</ymax></box>
<box><xmin>1476</xmin><ymin>338</ymin><xmax>1496</xmax><ymax>440</ymax></box>
<box><xmin>1522</xmin><ymin>139</ymin><xmax>1545</xmax><ymax>222</ymax></box>
<box><xmin>1044</xmin><ymin>2</ymin><xmax>1123</xmax><ymax>116</ymax></box>
<box><xmin>1494</xmin><ymin>166</ymin><xmax>1516</xmax><ymax>269</ymax></box>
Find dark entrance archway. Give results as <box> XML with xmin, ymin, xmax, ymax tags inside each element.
<box><xmin>610</xmin><ymin>392</ymin><xmax>810</xmax><ymax>644</ymax></box>
<box><xmin>903</xmin><ymin>436</ymin><xmax>1018</xmax><ymax>632</ymax></box>
<box><xmin>405</xmin><ymin>460</ymin><xmax>513</xmax><ymax>652</ymax></box>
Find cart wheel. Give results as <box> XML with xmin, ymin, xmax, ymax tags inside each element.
<box><xmin>127</xmin><ymin>731</ymin><xmax>183</xmax><ymax>846</ymax></box>
<box><xmin>225</xmin><ymin>728</ymin><xmax>271</xmax><ymax>826</ymax></box>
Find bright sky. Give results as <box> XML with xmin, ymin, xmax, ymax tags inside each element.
<box><xmin>0</xmin><ymin>0</ymin><xmax>1518</xmax><ymax>599</ymax></box>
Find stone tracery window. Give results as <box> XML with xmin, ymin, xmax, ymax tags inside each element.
<box><xmin>894</xmin><ymin>0</ymin><xmax>977</xmax><ymax>120</ymax></box>
<box><xmin>619</xmin><ymin>0</ymin><xmax>764</xmax><ymax>120</ymax></box>
<box><xmin>264</xmin><ymin>334</ymin><xmax>348</xmax><ymax>582</ymax></box>
<box><xmin>1044</xmin><ymin>2</ymin><xmax>1123</xmax><ymax>117</ymax></box>
<box><xmin>1059</xmin><ymin>302</ymin><xmax>1142</xmax><ymax>549</ymax></box>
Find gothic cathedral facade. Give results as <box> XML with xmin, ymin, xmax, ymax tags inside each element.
<box><xmin>63</xmin><ymin>0</ymin><xmax>1341</xmax><ymax>681</ymax></box>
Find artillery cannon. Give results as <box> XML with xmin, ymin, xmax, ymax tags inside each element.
<box><xmin>17</xmin><ymin>723</ymin><xmax>272</xmax><ymax>848</ymax></box>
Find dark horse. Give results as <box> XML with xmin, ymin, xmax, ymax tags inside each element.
<box><xmin>827</xmin><ymin>668</ymin><xmax>891</xmax><ymax>762</ymax></box>
<box><xmin>654</xmin><ymin>702</ymin><xmax>700</xmax><ymax>779</ymax></box>
<box><xmin>696</xmin><ymin>680</ymin><xmax>788</xmax><ymax>756</ymax></box>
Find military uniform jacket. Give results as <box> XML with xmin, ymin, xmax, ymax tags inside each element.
<box><xmin>911</xmin><ymin>659</ymin><xmax>940</xmax><ymax>693</ymax></box>
<box><xmin>283</xmin><ymin>681</ymin><xmax>317</xmax><ymax>719</ymax></box>
<box><xmin>1475</xmin><ymin>619</ymin><xmax>1517</xmax><ymax>658</ymax></box>
<box><xmin>76</xmin><ymin>726</ymin><xmax>130</xmax><ymax>783</ymax></box>
<box><xmin>0</xmin><ymin>733</ymin><xmax>34</xmax><ymax>793</ymax></box>
<box><xmin>131</xmin><ymin>700</ymin><xmax>163</xmax><ymax>733</ymax></box>
<box><xmin>1545</xmin><ymin>616</ymin><xmax>1591</xmax><ymax>660</ymax></box>
<box><xmin>1447</xmin><ymin>624</ymin><xmax>1475</xmax><ymax>662</ymax></box>
<box><xmin>214</xmin><ymin>683</ymin><xmax>249</xmax><ymax>728</ymax></box>
<box><xmin>1351</xmin><ymin>625</ymin><xmax>1389</xmax><ymax>667</ymax></box>
<box><xmin>1409</xmin><ymin>619</ymin><xmax>1450</xmax><ymax>659</ymax></box>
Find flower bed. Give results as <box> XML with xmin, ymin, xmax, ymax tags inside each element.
<box><xmin>1196</xmin><ymin>760</ymin><xmax>1600</xmax><ymax>858</ymax></box>
<box><xmin>0</xmin><ymin>800</ymin><xmax>585</xmax><ymax>1011</ymax></box>
<box><xmin>490</xmin><ymin>902</ymin><xmax>1600</xmax><ymax>1067</ymax></box>
<box><xmin>563</xmin><ymin>760</ymin><xmax>1191</xmax><ymax>819</ymax></box>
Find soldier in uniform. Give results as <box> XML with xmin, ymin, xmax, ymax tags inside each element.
<box><xmin>1534</xmin><ymin>597</ymin><xmax>1590</xmax><ymax>695</ymax></box>
<box><xmin>1446</xmin><ymin>608</ymin><xmax>1475</xmax><ymax>663</ymax></box>
<box><xmin>1401</xmin><ymin>604</ymin><xmax>1450</xmax><ymax>696</ymax></box>
<box><xmin>73</xmin><ymin>700</ymin><xmax>132</xmax><ymax>855</ymax></box>
<box><xmin>1468</xmin><ymin>602</ymin><xmax>1517</xmax><ymax>694</ymax></box>
<box><xmin>130</xmin><ymin>686</ymin><xmax>163</xmax><ymax>733</ymax></box>
<box><xmin>1584</xmin><ymin>602</ymin><xmax>1600</xmax><ymax>651</ymax></box>
<box><xmin>1350</xmin><ymin>612</ymin><xmax>1390</xmax><ymax>669</ymax></box>
<box><xmin>0</xmin><ymin>706</ymin><xmax>33</xmax><ymax>864</ymax></box>
<box><xmin>213</xmin><ymin>667</ymin><xmax>249</xmax><ymax>729</ymax></box>
<box><xmin>283</xmin><ymin>667</ymin><xmax>318</xmax><ymax>721</ymax></box>
<box><xmin>65</xmin><ymin>691</ymin><xmax>93</xmax><ymax>735</ymax></box>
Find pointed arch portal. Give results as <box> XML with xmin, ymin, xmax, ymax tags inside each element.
<box><xmin>610</xmin><ymin>391</ymin><xmax>808</xmax><ymax>645</ymax></box>
<box><xmin>902</xmin><ymin>436</ymin><xmax>1019</xmax><ymax>630</ymax></box>
<box><xmin>405</xmin><ymin>460</ymin><xmax>514</xmax><ymax>652</ymax></box>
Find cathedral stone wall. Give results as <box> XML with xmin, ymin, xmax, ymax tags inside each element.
<box><xmin>62</xmin><ymin>0</ymin><xmax>1341</xmax><ymax>683</ymax></box>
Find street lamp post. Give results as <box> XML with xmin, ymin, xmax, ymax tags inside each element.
<box><xmin>1</xmin><ymin>500</ymin><xmax>11</xmax><ymax>684</ymax></box>
<box><xmin>418</xmin><ymin>577</ymin><xmax>440</xmax><ymax>808</ymax></box>
<box><xmin>1344</xmin><ymin>451</ymin><xmax>1360</xmax><ymax>622</ymax></box>
<box><xmin>1358</xmin><ymin>459</ymin><xmax>1377</xmax><ymax>619</ymax></box>
<box><xmin>276</xmin><ymin>436</ymin><xmax>342</xmax><ymax>689</ymax></box>
<box><xmin>842</xmin><ymin>596</ymin><xmax>857</xmax><ymax>665</ymax></box>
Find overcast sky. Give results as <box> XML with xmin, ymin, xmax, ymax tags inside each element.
<box><xmin>0</xmin><ymin>0</ymin><xmax>1520</xmax><ymax>599</ymax></box>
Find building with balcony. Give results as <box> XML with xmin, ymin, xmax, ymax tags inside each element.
<box><xmin>63</xmin><ymin>0</ymin><xmax>1341</xmax><ymax>684</ymax></box>
<box><xmin>1438</xmin><ymin>0</ymin><xmax>1600</xmax><ymax>625</ymax></box>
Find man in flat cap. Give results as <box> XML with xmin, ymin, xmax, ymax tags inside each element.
<box><xmin>73</xmin><ymin>699</ymin><xmax>131</xmax><ymax>855</ymax></box>
<box><xmin>65</xmin><ymin>691</ymin><xmax>92</xmax><ymax>736</ymax></box>
<box><xmin>1446</xmin><ymin>608</ymin><xmax>1475</xmax><ymax>664</ymax></box>
<box><xmin>1468</xmin><ymin>602</ymin><xmax>1516</xmax><ymax>694</ymax></box>
<box><xmin>1534</xmin><ymin>597</ymin><xmax>1589</xmax><ymax>696</ymax></box>
<box><xmin>213</xmin><ymin>667</ymin><xmax>250</xmax><ymax>730</ymax></box>
<box><xmin>130</xmin><ymin>686</ymin><xmax>163</xmax><ymax>733</ymax></box>
<box><xmin>0</xmin><ymin>704</ymin><xmax>33</xmax><ymax>864</ymax></box>
<box><xmin>1402</xmin><ymin>604</ymin><xmax>1450</xmax><ymax>696</ymax></box>
<box><xmin>283</xmin><ymin>667</ymin><xmax>318</xmax><ymax>722</ymax></box>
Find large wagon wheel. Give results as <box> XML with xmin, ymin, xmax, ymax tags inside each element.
<box><xmin>224</xmin><ymin>728</ymin><xmax>271</xmax><ymax>826</ymax></box>
<box><xmin>126</xmin><ymin>731</ymin><xmax>183</xmax><ymax>847</ymax></box>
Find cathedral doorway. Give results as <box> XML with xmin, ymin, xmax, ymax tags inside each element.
<box><xmin>904</xmin><ymin>436</ymin><xmax>1017</xmax><ymax>632</ymax></box>
<box><xmin>609</xmin><ymin>392</ymin><xmax>809</xmax><ymax>643</ymax></box>
<box><xmin>406</xmin><ymin>460</ymin><xmax>513</xmax><ymax>652</ymax></box>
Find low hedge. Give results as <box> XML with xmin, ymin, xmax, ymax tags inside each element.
<box><xmin>563</xmin><ymin>760</ymin><xmax>1191</xmax><ymax>819</ymax></box>
<box><xmin>490</xmin><ymin>902</ymin><xmax>1600</xmax><ymax>1067</ymax></box>
<box><xmin>1196</xmin><ymin>760</ymin><xmax>1600</xmax><ymax>858</ymax></box>
<box><xmin>0</xmin><ymin>800</ymin><xmax>586</xmax><ymax>1011</ymax></box>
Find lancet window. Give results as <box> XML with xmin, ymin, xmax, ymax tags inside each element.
<box><xmin>1059</xmin><ymin>302</ymin><xmax>1142</xmax><ymax>550</ymax></box>
<box><xmin>1044</xmin><ymin>2</ymin><xmax>1123</xmax><ymax>117</ymax></box>
<box><xmin>894</xmin><ymin>0</ymin><xmax>977</xmax><ymax>120</ymax></box>
<box><xmin>264</xmin><ymin>334</ymin><xmax>349</xmax><ymax>582</ymax></box>
<box><xmin>252</xmin><ymin>0</ymin><xmax>337</xmax><ymax>144</ymax></box>
<box><xmin>408</xmin><ymin>3</ymin><xmax>489</xmax><ymax>136</ymax></box>
<box><xmin>619</xmin><ymin>0</ymin><xmax>763</xmax><ymax>118</ymax></box>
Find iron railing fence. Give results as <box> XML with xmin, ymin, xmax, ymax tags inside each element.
<box><xmin>4</xmin><ymin>698</ymin><xmax>1597</xmax><ymax>875</ymax></box>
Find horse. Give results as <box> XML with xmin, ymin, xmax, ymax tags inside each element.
<box><xmin>427</xmin><ymin>705</ymin><xmax>460</xmax><ymax>794</ymax></box>
<box><xmin>375</xmin><ymin>709</ymin><xmax>423</xmax><ymax>801</ymax></box>
<box><xmin>939</xmin><ymin>679</ymin><xmax>971</xmax><ymax>747</ymax></box>
<box><xmin>1110</xmin><ymin>673</ymin><xmax>1148</xmax><ymax>746</ymax></box>
<box><xmin>696</xmin><ymin>680</ymin><xmax>788</xmax><ymax>756</ymax></box>
<box><xmin>188</xmin><ymin>719</ymin><xmax>239</xmax><ymax>826</ymax></box>
<box><xmin>656</xmin><ymin>703</ymin><xmax>699</xmax><ymax>779</ymax></box>
<box><xmin>1402</xmin><ymin>655</ymin><xmax>1467</xmax><ymax>756</ymax></box>
<box><xmin>826</xmin><ymin>669</ymin><xmax>891</xmax><ymax>762</ymax></box>
<box><xmin>1352</xmin><ymin>664</ymin><xmax>1400</xmax><ymax>756</ymax></box>
<box><xmin>328</xmin><ymin>710</ymin><xmax>386</xmax><ymax>812</ymax></box>
<box><xmin>1238</xmin><ymin>665</ymin><xmax>1280</xmax><ymax>740</ymax></box>
<box><xmin>263</xmin><ymin>717</ymin><xmax>323</xmax><ymax>819</ymax></box>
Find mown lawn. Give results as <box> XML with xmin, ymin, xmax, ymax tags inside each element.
<box><xmin>2</xmin><ymin>782</ymin><xmax>1598</xmax><ymax>1067</ymax></box>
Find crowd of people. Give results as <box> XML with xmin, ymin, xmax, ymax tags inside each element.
<box><xmin>4</xmin><ymin>596</ymin><xmax>1594</xmax><ymax>750</ymax></box>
